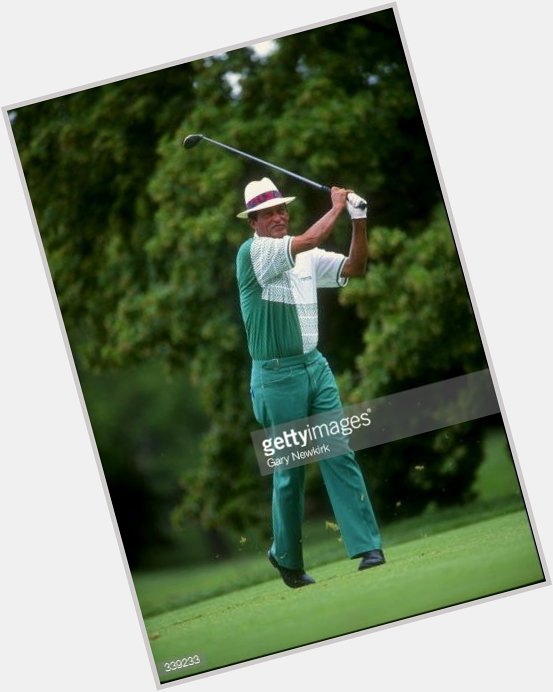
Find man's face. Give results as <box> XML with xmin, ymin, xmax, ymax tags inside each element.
<box><xmin>249</xmin><ymin>204</ymin><xmax>289</xmax><ymax>238</ymax></box>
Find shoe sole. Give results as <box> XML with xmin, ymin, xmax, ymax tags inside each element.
<box><xmin>267</xmin><ymin>550</ymin><xmax>315</xmax><ymax>588</ymax></box>
<box><xmin>358</xmin><ymin>557</ymin><xmax>386</xmax><ymax>571</ymax></box>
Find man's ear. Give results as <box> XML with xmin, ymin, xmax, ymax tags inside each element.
<box><xmin>248</xmin><ymin>217</ymin><xmax>257</xmax><ymax>232</ymax></box>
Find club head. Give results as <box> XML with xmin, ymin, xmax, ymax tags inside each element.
<box><xmin>183</xmin><ymin>134</ymin><xmax>204</xmax><ymax>149</ymax></box>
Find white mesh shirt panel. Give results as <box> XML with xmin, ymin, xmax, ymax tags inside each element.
<box><xmin>295</xmin><ymin>302</ymin><xmax>319</xmax><ymax>353</ymax></box>
<box><xmin>262</xmin><ymin>274</ymin><xmax>295</xmax><ymax>304</ymax></box>
<box><xmin>250</xmin><ymin>235</ymin><xmax>294</xmax><ymax>288</ymax></box>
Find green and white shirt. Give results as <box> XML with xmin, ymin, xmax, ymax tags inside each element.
<box><xmin>236</xmin><ymin>234</ymin><xmax>348</xmax><ymax>360</ymax></box>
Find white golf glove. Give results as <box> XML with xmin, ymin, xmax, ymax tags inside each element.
<box><xmin>346</xmin><ymin>192</ymin><xmax>368</xmax><ymax>220</ymax></box>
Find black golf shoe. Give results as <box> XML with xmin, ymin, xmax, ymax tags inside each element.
<box><xmin>358</xmin><ymin>548</ymin><xmax>386</xmax><ymax>571</ymax></box>
<box><xmin>268</xmin><ymin>550</ymin><xmax>315</xmax><ymax>589</ymax></box>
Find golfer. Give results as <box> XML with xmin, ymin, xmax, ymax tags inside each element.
<box><xmin>236</xmin><ymin>177</ymin><xmax>384</xmax><ymax>588</ymax></box>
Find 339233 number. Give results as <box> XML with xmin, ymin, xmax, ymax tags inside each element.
<box><xmin>163</xmin><ymin>654</ymin><xmax>201</xmax><ymax>672</ymax></box>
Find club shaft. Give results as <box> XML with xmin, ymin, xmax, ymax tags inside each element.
<box><xmin>200</xmin><ymin>135</ymin><xmax>330</xmax><ymax>193</ymax></box>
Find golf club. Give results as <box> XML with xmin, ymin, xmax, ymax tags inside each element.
<box><xmin>183</xmin><ymin>133</ymin><xmax>367</xmax><ymax>210</ymax></box>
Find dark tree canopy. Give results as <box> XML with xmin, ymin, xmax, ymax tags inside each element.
<box><xmin>12</xmin><ymin>9</ymin><xmax>490</xmax><ymax>545</ymax></box>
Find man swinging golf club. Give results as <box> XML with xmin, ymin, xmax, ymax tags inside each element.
<box><xmin>236</xmin><ymin>177</ymin><xmax>385</xmax><ymax>588</ymax></box>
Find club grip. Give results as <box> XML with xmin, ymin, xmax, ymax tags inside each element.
<box><xmin>347</xmin><ymin>193</ymin><xmax>367</xmax><ymax>210</ymax></box>
<box><xmin>323</xmin><ymin>185</ymin><xmax>367</xmax><ymax>210</ymax></box>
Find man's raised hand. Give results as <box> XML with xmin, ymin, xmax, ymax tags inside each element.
<box><xmin>346</xmin><ymin>191</ymin><xmax>368</xmax><ymax>220</ymax></box>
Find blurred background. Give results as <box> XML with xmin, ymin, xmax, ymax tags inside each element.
<box><xmin>10</xmin><ymin>8</ymin><xmax>522</xmax><ymax>576</ymax></box>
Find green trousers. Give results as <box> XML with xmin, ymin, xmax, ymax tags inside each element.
<box><xmin>250</xmin><ymin>349</ymin><xmax>381</xmax><ymax>570</ymax></box>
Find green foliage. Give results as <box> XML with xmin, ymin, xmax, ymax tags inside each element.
<box><xmin>81</xmin><ymin>362</ymin><xmax>215</xmax><ymax>568</ymax></box>
<box><xmin>333</xmin><ymin>204</ymin><xmax>488</xmax><ymax>520</ymax></box>
<box><xmin>14</xmin><ymin>66</ymin><xmax>196</xmax><ymax>368</ymax></box>
<box><xmin>12</xmin><ymin>9</ymin><xmax>492</xmax><ymax>551</ymax></box>
<box><xmin>339</xmin><ymin>204</ymin><xmax>485</xmax><ymax>398</ymax></box>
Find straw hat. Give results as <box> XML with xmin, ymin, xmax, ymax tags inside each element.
<box><xmin>236</xmin><ymin>177</ymin><xmax>295</xmax><ymax>219</ymax></box>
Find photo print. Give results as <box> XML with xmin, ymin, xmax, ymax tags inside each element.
<box><xmin>4</xmin><ymin>3</ymin><xmax>546</xmax><ymax>687</ymax></box>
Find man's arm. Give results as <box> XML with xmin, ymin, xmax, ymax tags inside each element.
<box><xmin>341</xmin><ymin>218</ymin><xmax>369</xmax><ymax>278</ymax></box>
<box><xmin>340</xmin><ymin>190</ymin><xmax>369</xmax><ymax>277</ymax></box>
<box><xmin>290</xmin><ymin>187</ymin><xmax>347</xmax><ymax>258</ymax></box>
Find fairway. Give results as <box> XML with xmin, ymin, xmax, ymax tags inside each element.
<box><xmin>144</xmin><ymin>510</ymin><xmax>543</xmax><ymax>683</ymax></box>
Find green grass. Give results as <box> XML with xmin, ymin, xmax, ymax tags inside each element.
<box><xmin>133</xmin><ymin>428</ymin><xmax>525</xmax><ymax>618</ymax></box>
<box><xmin>132</xmin><ymin>427</ymin><xmax>540</xmax><ymax>683</ymax></box>
<box><xmin>133</xmin><ymin>491</ymin><xmax>525</xmax><ymax>619</ymax></box>
<box><xmin>146</xmin><ymin>510</ymin><xmax>543</xmax><ymax>683</ymax></box>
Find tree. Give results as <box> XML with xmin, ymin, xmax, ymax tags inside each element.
<box><xmin>13</xmin><ymin>65</ymin><xmax>196</xmax><ymax>368</ymax></box>
<box><xmin>336</xmin><ymin>204</ymin><xmax>489</xmax><ymax>519</ymax></box>
<box><xmin>11</xmin><ymin>9</ymin><xmax>492</xmax><ymax>544</ymax></box>
<box><xmin>81</xmin><ymin>363</ymin><xmax>212</xmax><ymax>568</ymax></box>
